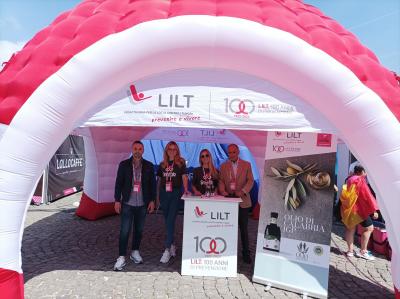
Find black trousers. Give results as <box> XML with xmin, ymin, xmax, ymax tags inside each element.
<box><xmin>119</xmin><ymin>204</ymin><xmax>147</xmax><ymax>256</ymax></box>
<box><xmin>238</xmin><ymin>207</ymin><xmax>250</xmax><ymax>256</ymax></box>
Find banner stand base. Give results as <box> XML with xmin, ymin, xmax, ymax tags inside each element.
<box><xmin>253</xmin><ymin>275</ymin><xmax>327</xmax><ymax>299</ymax></box>
<box><xmin>264</xmin><ymin>283</ymin><xmax>272</xmax><ymax>291</ymax></box>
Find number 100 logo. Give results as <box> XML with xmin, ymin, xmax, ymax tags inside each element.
<box><xmin>194</xmin><ymin>236</ymin><xmax>227</xmax><ymax>255</ymax></box>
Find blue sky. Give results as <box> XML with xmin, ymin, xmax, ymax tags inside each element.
<box><xmin>0</xmin><ymin>0</ymin><xmax>399</xmax><ymax>72</ymax></box>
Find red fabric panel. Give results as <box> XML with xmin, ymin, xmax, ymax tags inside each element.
<box><xmin>75</xmin><ymin>192</ymin><xmax>116</xmax><ymax>220</ymax></box>
<box><xmin>0</xmin><ymin>0</ymin><xmax>399</xmax><ymax>125</ymax></box>
<box><xmin>0</xmin><ymin>268</ymin><xmax>24</xmax><ymax>299</ymax></box>
<box><xmin>395</xmin><ymin>286</ymin><xmax>400</xmax><ymax>299</ymax></box>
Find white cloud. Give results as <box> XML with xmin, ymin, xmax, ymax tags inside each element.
<box><xmin>0</xmin><ymin>40</ymin><xmax>26</xmax><ymax>70</ymax></box>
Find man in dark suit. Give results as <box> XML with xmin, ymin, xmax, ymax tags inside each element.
<box><xmin>113</xmin><ymin>140</ymin><xmax>156</xmax><ymax>271</ymax></box>
<box><xmin>219</xmin><ymin>144</ymin><xmax>254</xmax><ymax>264</ymax></box>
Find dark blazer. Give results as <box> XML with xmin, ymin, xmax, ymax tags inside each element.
<box><xmin>114</xmin><ymin>157</ymin><xmax>156</xmax><ymax>206</ymax></box>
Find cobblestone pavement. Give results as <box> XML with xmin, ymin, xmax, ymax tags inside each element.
<box><xmin>23</xmin><ymin>193</ymin><xmax>394</xmax><ymax>299</ymax></box>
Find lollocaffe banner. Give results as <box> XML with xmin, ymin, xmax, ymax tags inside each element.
<box><xmin>253</xmin><ymin>131</ymin><xmax>336</xmax><ymax>298</ymax></box>
<box><xmin>48</xmin><ymin>135</ymin><xmax>85</xmax><ymax>201</ymax></box>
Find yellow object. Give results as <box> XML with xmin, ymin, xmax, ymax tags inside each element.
<box><xmin>340</xmin><ymin>184</ymin><xmax>363</xmax><ymax>229</ymax></box>
<box><xmin>286</xmin><ymin>167</ymin><xmax>297</xmax><ymax>175</ymax></box>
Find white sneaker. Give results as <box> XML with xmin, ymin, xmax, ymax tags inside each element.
<box><xmin>113</xmin><ymin>256</ymin><xmax>126</xmax><ymax>271</ymax></box>
<box><xmin>130</xmin><ymin>250</ymin><xmax>143</xmax><ymax>264</ymax></box>
<box><xmin>356</xmin><ymin>250</ymin><xmax>376</xmax><ymax>261</ymax></box>
<box><xmin>160</xmin><ymin>249</ymin><xmax>171</xmax><ymax>264</ymax></box>
<box><xmin>170</xmin><ymin>244</ymin><xmax>177</xmax><ymax>257</ymax></box>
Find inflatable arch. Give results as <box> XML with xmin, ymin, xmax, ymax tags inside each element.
<box><xmin>0</xmin><ymin>1</ymin><xmax>399</xmax><ymax>298</ymax></box>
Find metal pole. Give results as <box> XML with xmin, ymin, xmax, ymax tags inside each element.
<box><xmin>42</xmin><ymin>164</ymin><xmax>50</xmax><ymax>205</ymax></box>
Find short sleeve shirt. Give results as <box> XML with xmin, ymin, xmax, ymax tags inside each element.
<box><xmin>192</xmin><ymin>167</ymin><xmax>219</xmax><ymax>194</ymax></box>
<box><xmin>157</xmin><ymin>160</ymin><xmax>187</xmax><ymax>188</ymax></box>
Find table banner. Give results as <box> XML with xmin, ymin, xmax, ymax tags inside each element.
<box><xmin>181</xmin><ymin>196</ymin><xmax>241</xmax><ymax>277</ymax></box>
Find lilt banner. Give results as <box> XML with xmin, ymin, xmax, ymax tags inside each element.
<box><xmin>82</xmin><ymin>68</ymin><xmax>338</xmax><ymax>134</ymax></box>
<box><xmin>253</xmin><ymin>131</ymin><xmax>337</xmax><ymax>298</ymax></box>
<box><xmin>181</xmin><ymin>196</ymin><xmax>241</xmax><ymax>278</ymax></box>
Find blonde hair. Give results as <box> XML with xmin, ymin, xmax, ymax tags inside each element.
<box><xmin>199</xmin><ymin>149</ymin><xmax>218</xmax><ymax>179</ymax></box>
<box><xmin>161</xmin><ymin>141</ymin><xmax>185</xmax><ymax>168</ymax></box>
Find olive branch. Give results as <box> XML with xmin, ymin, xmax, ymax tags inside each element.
<box><xmin>269</xmin><ymin>160</ymin><xmax>317</xmax><ymax>210</ymax></box>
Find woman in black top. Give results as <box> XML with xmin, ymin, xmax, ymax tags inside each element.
<box><xmin>191</xmin><ymin>149</ymin><xmax>219</xmax><ymax>196</ymax></box>
<box><xmin>157</xmin><ymin>141</ymin><xmax>189</xmax><ymax>263</ymax></box>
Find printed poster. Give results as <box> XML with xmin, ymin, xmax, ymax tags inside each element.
<box><xmin>181</xmin><ymin>196</ymin><xmax>241</xmax><ymax>278</ymax></box>
<box><xmin>48</xmin><ymin>135</ymin><xmax>85</xmax><ymax>201</ymax></box>
<box><xmin>253</xmin><ymin>131</ymin><xmax>337</xmax><ymax>299</ymax></box>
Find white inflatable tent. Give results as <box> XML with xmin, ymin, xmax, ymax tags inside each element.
<box><xmin>0</xmin><ymin>1</ymin><xmax>399</xmax><ymax>298</ymax></box>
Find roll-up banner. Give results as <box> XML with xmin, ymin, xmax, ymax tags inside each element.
<box><xmin>253</xmin><ymin>131</ymin><xmax>337</xmax><ymax>299</ymax></box>
<box><xmin>47</xmin><ymin>135</ymin><xmax>85</xmax><ymax>202</ymax></box>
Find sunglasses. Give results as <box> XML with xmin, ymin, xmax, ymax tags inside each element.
<box><xmin>201</xmin><ymin>154</ymin><xmax>210</xmax><ymax>158</ymax></box>
<box><xmin>167</xmin><ymin>148</ymin><xmax>177</xmax><ymax>151</ymax></box>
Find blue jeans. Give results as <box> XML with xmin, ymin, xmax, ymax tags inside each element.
<box><xmin>118</xmin><ymin>204</ymin><xmax>147</xmax><ymax>256</ymax></box>
<box><xmin>160</xmin><ymin>188</ymin><xmax>181</xmax><ymax>248</ymax></box>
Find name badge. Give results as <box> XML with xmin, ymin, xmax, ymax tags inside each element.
<box><xmin>230</xmin><ymin>182</ymin><xmax>236</xmax><ymax>191</ymax></box>
<box><xmin>133</xmin><ymin>181</ymin><xmax>141</xmax><ymax>192</ymax></box>
<box><xmin>166</xmin><ymin>182</ymin><xmax>172</xmax><ymax>192</ymax></box>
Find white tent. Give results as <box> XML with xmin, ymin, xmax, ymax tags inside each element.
<box><xmin>0</xmin><ymin>1</ymin><xmax>399</xmax><ymax>298</ymax></box>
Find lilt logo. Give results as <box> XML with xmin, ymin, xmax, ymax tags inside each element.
<box><xmin>129</xmin><ymin>84</ymin><xmax>152</xmax><ymax>103</ymax></box>
<box><xmin>274</xmin><ymin>132</ymin><xmax>302</xmax><ymax>139</ymax></box>
<box><xmin>194</xmin><ymin>206</ymin><xmax>207</xmax><ymax>217</ymax></box>
<box><xmin>200</xmin><ymin>129</ymin><xmax>227</xmax><ymax>137</ymax></box>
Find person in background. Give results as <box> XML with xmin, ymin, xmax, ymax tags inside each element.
<box><xmin>340</xmin><ymin>165</ymin><xmax>379</xmax><ymax>260</ymax></box>
<box><xmin>113</xmin><ymin>141</ymin><xmax>156</xmax><ymax>271</ymax></box>
<box><xmin>219</xmin><ymin>144</ymin><xmax>254</xmax><ymax>264</ymax></box>
<box><xmin>348</xmin><ymin>160</ymin><xmax>361</xmax><ymax>176</ymax></box>
<box><xmin>157</xmin><ymin>141</ymin><xmax>190</xmax><ymax>263</ymax></box>
<box><xmin>192</xmin><ymin>149</ymin><xmax>219</xmax><ymax>196</ymax></box>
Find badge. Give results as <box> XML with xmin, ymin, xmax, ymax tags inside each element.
<box><xmin>166</xmin><ymin>182</ymin><xmax>172</xmax><ymax>192</ymax></box>
<box><xmin>133</xmin><ymin>181</ymin><xmax>141</xmax><ymax>192</ymax></box>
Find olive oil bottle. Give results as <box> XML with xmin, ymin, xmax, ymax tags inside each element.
<box><xmin>263</xmin><ymin>212</ymin><xmax>281</xmax><ymax>252</ymax></box>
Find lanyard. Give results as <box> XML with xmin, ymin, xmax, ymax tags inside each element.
<box><xmin>133</xmin><ymin>162</ymin><xmax>142</xmax><ymax>182</ymax></box>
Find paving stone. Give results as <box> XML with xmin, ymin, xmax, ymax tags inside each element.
<box><xmin>22</xmin><ymin>193</ymin><xmax>395</xmax><ymax>299</ymax></box>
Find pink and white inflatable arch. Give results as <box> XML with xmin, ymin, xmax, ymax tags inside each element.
<box><xmin>0</xmin><ymin>1</ymin><xmax>399</xmax><ymax>298</ymax></box>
